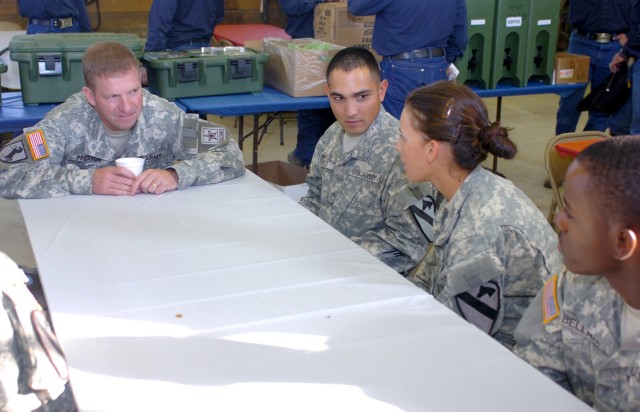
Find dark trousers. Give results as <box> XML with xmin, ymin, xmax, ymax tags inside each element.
<box><xmin>293</xmin><ymin>108</ymin><xmax>335</xmax><ymax>166</ymax></box>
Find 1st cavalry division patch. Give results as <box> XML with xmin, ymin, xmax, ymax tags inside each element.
<box><xmin>0</xmin><ymin>141</ymin><xmax>28</xmax><ymax>163</ymax></box>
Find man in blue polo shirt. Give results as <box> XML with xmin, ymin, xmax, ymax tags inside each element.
<box><xmin>348</xmin><ymin>0</ymin><xmax>467</xmax><ymax>119</ymax></box>
<box><xmin>145</xmin><ymin>0</ymin><xmax>224</xmax><ymax>52</ymax></box>
<box><xmin>556</xmin><ymin>0</ymin><xmax>631</xmax><ymax>136</ymax></box>
<box><xmin>18</xmin><ymin>0</ymin><xmax>91</xmax><ymax>34</ymax></box>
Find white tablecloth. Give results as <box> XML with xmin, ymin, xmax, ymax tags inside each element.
<box><xmin>19</xmin><ymin>172</ymin><xmax>590</xmax><ymax>411</ymax></box>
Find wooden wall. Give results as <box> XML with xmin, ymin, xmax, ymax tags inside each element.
<box><xmin>0</xmin><ymin>0</ymin><xmax>286</xmax><ymax>39</ymax></box>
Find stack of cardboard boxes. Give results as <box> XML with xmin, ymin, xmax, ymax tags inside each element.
<box><xmin>255</xmin><ymin>2</ymin><xmax>376</xmax><ymax>99</ymax></box>
<box><xmin>313</xmin><ymin>3</ymin><xmax>377</xmax><ymax>59</ymax></box>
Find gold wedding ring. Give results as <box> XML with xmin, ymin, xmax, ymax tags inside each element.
<box><xmin>151</xmin><ymin>183</ymin><xmax>158</xmax><ymax>188</ymax></box>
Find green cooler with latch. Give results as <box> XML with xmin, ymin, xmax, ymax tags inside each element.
<box><xmin>9</xmin><ymin>32</ymin><xmax>144</xmax><ymax>105</ymax></box>
<box><xmin>141</xmin><ymin>47</ymin><xmax>270</xmax><ymax>100</ymax></box>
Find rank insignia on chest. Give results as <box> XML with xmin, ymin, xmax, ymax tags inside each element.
<box><xmin>321</xmin><ymin>159</ymin><xmax>335</xmax><ymax>170</ymax></box>
<box><xmin>26</xmin><ymin>129</ymin><xmax>49</xmax><ymax>160</ymax></box>
<box><xmin>201</xmin><ymin>126</ymin><xmax>226</xmax><ymax>145</ymax></box>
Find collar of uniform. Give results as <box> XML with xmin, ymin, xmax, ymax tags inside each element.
<box><xmin>339</xmin><ymin>108</ymin><xmax>389</xmax><ymax>163</ymax></box>
<box><xmin>433</xmin><ymin>166</ymin><xmax>485</xmax><ymax>244</ymax></box>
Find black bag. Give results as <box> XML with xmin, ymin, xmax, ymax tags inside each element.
<box><xmin>577</xmin><ymin>61</ymin><xmax>631</xmax><ymax>114</ymax></box>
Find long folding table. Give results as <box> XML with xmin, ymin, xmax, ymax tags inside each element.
<box><xmin>0</xmin><ymin>92</ymin><xmax>187</xmax><ymax>134</ymax></box>
<box><xmin>0</xmin><ymin>83</ymin><xmax>585</xmax><ymax>173</ymax></box>
<box><xmin>18</xmin><ymin>171</ymin><xmax>590</xmax><ymax>411</ymax></box>
<box><xmin>0</xmin><ymin>92</ymin><xmax>58</xmax><ymax>133</ymax></box>
<box><xmin>177</xmin><ymin>82</ymin><xmax>585</xmax><ymax>172</ymax></box>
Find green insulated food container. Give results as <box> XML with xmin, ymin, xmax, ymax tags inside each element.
<box><xmin>142</xmin><ymin>46</ymin><xmax>270</xmax><ymax>100</ymax></box>
<box><xmin>10</xmin><ymin>33</ymin><xmax>144</xmax><ymax>105</ymax></box>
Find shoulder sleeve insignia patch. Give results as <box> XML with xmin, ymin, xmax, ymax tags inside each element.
<box><xmin>0</xmin><ymin>140</ymin><xmax>28</xmax><ymax>163</ymax></box>
<box><xmin>542</xmin><ymin>274</ymin><xmax>560</xmax><ymax>324</ymax></box>
<box><xmin>409</xmin><ymin>194</ymin><xmax>436</xmax><ymax>243</ymax></box>
<box><xmin>26</xmin><ymin>129</ymin><xmax>50</xmax><ymax>160</ymax></box>
<box><xmin>201</xmin><ymin>126</ymin><xmax>227</xmax><ymax>145</ymax></box>
<box><xmin>455</xmin><ymin>280</ymin><xmax>501</xmax><ymax>334</ymax></box>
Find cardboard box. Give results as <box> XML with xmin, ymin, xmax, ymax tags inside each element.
<box><xmin>553</xmin><ymin>52</ymin><xmax>590</xmax><ymax>84</ymax></box>
<box><xmin>314</xmin><ymin>2</ymin><xmax>376</xmax><ymax>57</ymax></box>
<box><xmin>261</xmin><ymin>37</ymin><xmax>343</xmax><ymax>97</ymax></box>
<box><xmin>251</xmin><ymin>161</ymin><xmax>309</xmax><ymax>202</ymax></box>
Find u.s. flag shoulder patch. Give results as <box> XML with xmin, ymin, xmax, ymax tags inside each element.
<box><xmin>26</xmin><ymin>129</ymin><xmax>49</xmax><ymax>160</ymax></box>
<box><xmin>542</xmin><ymin>274</ymin><xmax>560</xmax><ymax>324</ymax></box>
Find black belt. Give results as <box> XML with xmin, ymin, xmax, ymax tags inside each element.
<box><xmin>384</xmin><ymin>47</ymin><xmax>445</xmax><ymax>60</ymax></box>
<box><xmin>574</xmin><ymin>30</ymin><xmax>617</xmax><ymax>43</ymax></box>
<box><xmin>29</xmin><ymin>17</ymin><xmax>74</xmax><ymax>29</ymax></box>
<box><xmin>178</xmin><ymin>37</ymin><xmax>211</xmax><ymax>47</ymax></box>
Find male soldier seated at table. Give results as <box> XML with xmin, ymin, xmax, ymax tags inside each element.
<box><xmin>514</xmin><ymin>136</ymin><xmax>640</xmax><ymax>410</ymax></box>
<box><xmin>0</xmin><ymin>251</ymin><xmax>76</xmax><ymax>411</ymax></box>
<box><xmin>0</xmin><ymin>41</ymin><xmax>245</xmax><ymax>199</ymax></box>
<box><xmin>299</xmin><ymin>47</ymin><xmax>426</xmax><ymax>275</ymax></box>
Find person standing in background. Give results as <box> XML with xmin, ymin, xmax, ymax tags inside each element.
<box><xmin>18</xmin><ymin>0</ymin><xmax>91</xmax><ymax>34</ymax></box>
<box><xmin>144</xmin><ymin>0</ymin><xmax>224</xmax><ymax>52</ymax></box>
<box><xmin>609</xmin><ymin>2</ymin><xmax>640</xmax><ymax>135</ymax></box>
<box><xmin>348</xmin><ymin>0</ymin><xmax>467</xmax><ymax>119</ymax></box>
<box><xmin>555</xmin><ymin>0</ymin><xmax>631</xmax><ymax>136</ymax></box>
<box><xmin>278</xmin><ymin>0</ymin><xmax>337</xmax><ymax>168</ymax></box>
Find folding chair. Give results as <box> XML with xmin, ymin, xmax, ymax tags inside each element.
<box><xmin>544</xmin><ymin>131</ymin><xmax>609</xmax><ymax>225</ymax></box>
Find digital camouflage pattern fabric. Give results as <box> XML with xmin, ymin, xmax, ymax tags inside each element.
<box><xmin>515</xmin><ymin>270</ymin><xmax>640</xmax><ymax>411</ymax></box>
<box><xmin>0</xmin><ymin>251</ymin><xmax>76</xmax><ymax>411</ymax></box>
<box><xmin>0</xmin><ymin>89</ymin><xmax>245</xmax><ymax>198</ymax></box>
<box><xmin>300</xmin><ymin>108</ymin><xmax>426</xmax><ymax>274</ymax></box>
<box><xmin>412</xmin><ymin>167</ymin><xmax>563</xmax><ymax>348</ymax></box>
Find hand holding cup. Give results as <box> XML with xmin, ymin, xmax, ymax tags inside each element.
<box><xmin>115</xmin><ymin>157</ymin><xmax>145</xmax><ymax>176</ymax></box>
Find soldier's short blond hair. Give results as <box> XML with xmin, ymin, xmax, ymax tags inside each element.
<box><xmin>82</xmin><ymin>41</ymin><xmax>139</xmax><ymax>89</ymax></box>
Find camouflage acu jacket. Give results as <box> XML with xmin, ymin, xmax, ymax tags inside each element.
<box><xmin>413</xmin><ymin>167</ymin><xmax>562</xmax><ymax>348</ymax></box>
<box><xmin>299</xmin><ymin>108</ymin><xmax>426</xmax><ymax>274</ymax></box>
<box><xmin>515</xmin><ymin>270</ymin><xmax>640</xmax><ymax>411</ymax></box>
<box><xmin>0</xmin><ymin>90</ymin><xmax>244</xmax><ymax>198</ymax></box>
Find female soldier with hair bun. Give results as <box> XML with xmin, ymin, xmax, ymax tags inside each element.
<box><xmin>396</xmin><ymin>81</ymin><xmax>562</xmax><ymax>348</ymax></box>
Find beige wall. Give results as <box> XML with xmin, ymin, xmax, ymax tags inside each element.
<box><xmin>0</xmin><ymin>0</ymin><xmax>286</xmax><ymax>38</ymax></box>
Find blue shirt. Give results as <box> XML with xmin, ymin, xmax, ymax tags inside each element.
<box><xmin>348</xmin><ymin>0</ymin><xmax>467</xmax><ymax>61</ymax></box>
<box><xmin>569</xmin><ymin>0</ymin><xmax>631</xmax><ymax>33</ymax></box>
<box><xmin>18</xmin><ymin>0</ymin><xmax>91</xmax><ymax>32</ymax></box>
<box><xmin>278</xmin><ymin>0</ymin><xmax>323</xmax><ymax>38</ymax></box>
<box><xmin>145</xmin><ymin>0</ymin><xmax>224</xmax><ymax>51</ymax></box>
<box><xmin>619</xmin><ymin>0</ymin><xmax>640</xmax><ymax>58</ymax></box>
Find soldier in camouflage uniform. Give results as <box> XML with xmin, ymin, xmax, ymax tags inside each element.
<box><xmin>0</xmin><ymin>251</ymin><xmax>76</xmax><ymax>411</ymax></box>
<box><xmin>0</xmin><ymin>41</ymin><xmax>245</xmax><ymax>199</ymax></box>
<box><xmin>396</xmin><ymin>81</ymin><xmax>562</xmax><ymax>348</ymax></box>
<box><xmin>514</xmin><ymin>136</ymin><xmax>640</xmax><ymax>411</ymax></box>
<box><xmin>299</xmin><ymin>47</ymin><xmax>426</xmax><ymax>275</ymax></box>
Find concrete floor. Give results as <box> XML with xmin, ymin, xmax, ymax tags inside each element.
<box><xmin>0</xmin><ymin>91</ymin><xmax>586</xmax><ymax>270</ymax></box>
